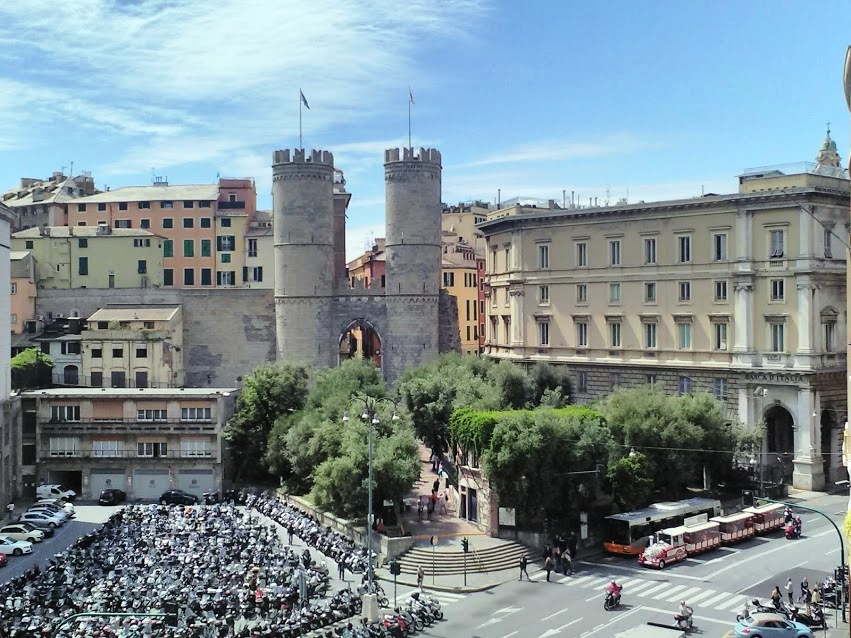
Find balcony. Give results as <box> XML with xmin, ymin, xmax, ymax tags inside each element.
<box><xmin>43</xmin><ymin>417</ymin><xmax>217</xmax><ymax>434</ymax></box>
<box><xmin>40</xmin><ymin>449</ymin><xmax>217</xmax><ymax>461</ymax></box>
<box><xmin>217</xmin><ymin>201</ymin><xmax>245</xmax><ymax>210</ymax></box>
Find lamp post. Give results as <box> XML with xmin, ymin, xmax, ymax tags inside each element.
<box><xmin>343</xmin><ymin>394</ymin><xmax>400</xmax><ymax>622</ymax></box>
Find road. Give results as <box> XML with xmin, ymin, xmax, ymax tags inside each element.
<box><xmin>413</xmin><ymin>493</ymin><xmax>850</xmax><ymax>638</ymax></box>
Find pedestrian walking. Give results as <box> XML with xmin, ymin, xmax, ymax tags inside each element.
<box><xmin>338</xmin><ymin>559</ymin><xmax>346</xmax><ymax>581</ymax></box>
<box><xmin>426</xmin><ymin>497</ymin><xmax>434</xmax><ymax>520</ymax></box>
<box><xmin>567</xmin><ymin>531</ymin><xmax>577</xmax><ymax>559</ymax></box>
<box><xmin>811</xmin><ymin>587</ymin><xmax>821</xmax><ymax>607</ymax></box>
<box><xmin>417</xmin><ymin>496</ymin><xmax>424</xmax><ymax>521</ymax></box>
<box><xmin>543</xmin><ymin>544</ymin><xmax>551</xmax><ymax>563</ymax></box>
<box><xmin>432</xmin><ymin>479</ymin><xmax>440</xmax><ymax>493</ymax></box>
<box><xmin>562</xmin><ymin>551</ymin><xmax>573</xmax><ymax>575</ymax></box>
<box><xmin>4</xmin><ymin>503</ymin><xmax>13</xmax><ymax>522</ymax></box>
<box><xmin>770</xmin><ymin>585</ymin><xmax>781</xmax><ymax>609</ymax></box>
<box><xmin>287</xmin><ymin>524</ymin><xmax>294</xmax><ymax>545</ymax></box>
<box><xmin>430</xmin><ymin>450</ymin><xmax>438</xmax><ymax>472</ymax></box>
<box><xmin>785</xmin><ymin>577</ymin><xmax>793</xmax><ymax>604</ymax></box>
<box><xmin>519</xmin><ymin>555</ymin><xmax>529</xmax><ymax>581</ymax></box>
<box><xmin>544</xmin><ymin>555</ymin><xmax>553</xmax><ymax>582</ymax></box>
<box><xmin>417</xmin><ymin>566</ymin><xmax>424</xmax><ymax>592</ymax></box>
<box><xmin>800</xmin><ymin>577</ymin><xmax>810</xmax><ymax>603</ymax></box>
<box><xmin>439</xmin><ymin>491</ymin><xmax>448</xmax><ymax>515</ymax></box>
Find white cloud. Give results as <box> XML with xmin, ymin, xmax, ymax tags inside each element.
<box><xmin>345</xmin><ymin>221</ymin><xmax>387</xmax><ymax>263</ymax></box>
<box><xmin>450</xmin><ymin>134</ymin><xmax>660</xmax><ymax>169</ymax></box>
<box><xmin>0</xmin><ymin>0</ymin><xmax>485</xmax><ymax>173</ymax></box>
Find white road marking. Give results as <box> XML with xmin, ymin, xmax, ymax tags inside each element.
<box><xmin>565</xmin><ymin>575</ymin><xmax>597</xmax><ymax>587</ymax></box>
<box><xmin>499</xmin><ymin>632</ymin><xmax>518</xmax><ymax>638</ymax></box>
<box><xmin>706</xmin><ymin>528</ymin><xmax>833</xmax><ymax>580</ymax></box>
<box><xmin>663</xmin><ymin>585</ymin><xmax>703</xmax><ymax>603</ymax></box>
<box><xmin>701</xmin><ymin>591</ymin><xmax>734</xmax><ymax>607</ymax></box>
<box><xmin>637</xmin><ymin>582</ymin><xmax>671</xmax><ymax>597</ymax></box>
<box><xmin>577</xmin><ymin>605</ymin><xmax>643</xmax><ymax>637</ymax></box>
<box><xmin>624</xmin><ymin>579</ymin><xmax>661</xmax><ymax>594</ymax></box>
<box><xmin>712</xmin><ymin>594</ymin><xmax>745</xmax><ymax>610</ymax></box>
<box><xmin>542</xmin><ymin>608</ymin><xmax>568</xmax><ymax>621</ymax></box>
<box><xmin>556</xmin><ymin>574</ymin><xmax>573</xmax><ymax>583</ymax></box>
<box><xmin>641</xmin><ymin>605</ymin><xmax>733</xmax><ymax>626</ymax></box>
<box><xmin>656</xmin><ymin>584</ymin><xmax>690</xmax><ymax>601</ymax></box>
<box><xmin>687</xmin><ymin>589</ymin><xmax>720</xmax><ymax>605</ymax></box>
<box><xmin>576</xmin><ymin>561</ymin><xmax>704</xmax><ymax>581</ymax></box>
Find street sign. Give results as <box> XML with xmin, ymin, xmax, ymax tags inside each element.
<box><xmin>430</xmin><ymin>535</ymin><xmax>437</xmax><ymax>546</ymax></box>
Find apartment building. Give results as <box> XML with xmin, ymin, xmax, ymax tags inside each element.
<box><xmin>347</xmin><ymin>239</ymin><xmax>386</xmax><ymax>289</ymax></box>
<box><xmin>63</xmin><ymin>178</ymin><xmax>257</xmax><ymax>289</ymax></box>
<box><xmin>81</xmin><ymin>305</ymin><xmax>184</xmax><ymax>389</ymax></box>
<box><xmin>2</xmin><ymin>172</ymin><xmax>98</xmax><ymax>231</ymax></box>
<box><xmin>442</xmin><ymin>237</ymin><xmax>484</xmax><ymax>354</ymax></box>
<box><xmin>0</xmin><ymin>203</ymin><xmax>18</xmax><ymax>508</ymax></box>
<box><xmin>479</xmin><ymin>134</ymin><xmax>848</xmax><ymax>491</ymax></box>
<box><xmin>245</xmin><ymin>209</ymin><xmax>273</xmax><ymax>288</ymax></box>
<box><xmin>11</xmin><ymin>226</ymin><xmax>164</xmax><ymax>289</ymax></box>
<box><xmin>10</xmin><ymin>251</ymin><xmax>37</xmax><ymax>335</ymax></box>
<box><xmin>21</xmin><ymin>387</ymin><xmax>236</xmax><ymax>500</ymax></box>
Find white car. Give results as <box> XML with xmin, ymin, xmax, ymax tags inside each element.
<box><xmin>37</xmin><ymin>498</ymin><xmax>75</xmax><ymax>516</ymax></box>
<box><xmin>28</xmin><ymin>505</ymin><xmax>70</xmax><ymax>521</ymax></box>
<box><xmin>36</xmin><ymin>484</ymin><xmax>76</xmax><ymax>501</ymax></box>
<box><xmin>19</xmin><ymin>510</ymin><xmax>65</xmax><ymax>529</ymax></box>
<box><xmin>0</xmin><ymin>524</ymin><xmax>44</xmax><ymax>543</ymax></box>
<box><xmin>0</xmin><ymin>535</ymin><xmax>33</xmax><ymax>556</ymax></box>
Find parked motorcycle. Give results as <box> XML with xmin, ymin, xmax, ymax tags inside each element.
<box><xmin>792</xmin><ymin>605</ymin><xmax>827</xmax><ymax>630</ymax></box>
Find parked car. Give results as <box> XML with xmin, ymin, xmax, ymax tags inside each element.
<box><xmin>98</xmin><ymin>489</ymin><xmax>127</xmax><ymax>506</ymax></box>
<box><xmin>159</xmin><ymin>490</ymin><xmax>199</xmax><ymax>506</ymax></box>
<box><xmin>37</xmin><ymin>498</ymin><xmax>75</xmax><ymax>516</ymax></box>
<box><xmin>19</xmin><ymin>511</ymin><xmax>65</xmax><ymax>529</ymax></box>
<box><xmin>12</xmin><ymin>519</ymin><xmax>55</xmax><ymax>537</ymax></box>
<box><xmin>733</xmin><ymin>613</ymin><xmax>815</xmax><ymax>638</ymax></box>
<box><xmin>0</xmin><ymin>535</ymin><xmax>33</xmax><ymax>556</ymax></box>
<box><xmin>27</xmin><ymin>504</ymin><xmax>70</xmax><ymax>521</ymax></box>
<box><xmin>36</xmin><ymin>484</ymin><xmax>77</xmax><ymax>501</ymax></box>
<box><xmin>0</xmin><ymin>524</ymin><xmax>44</xmax><ymax>543</ymax></box>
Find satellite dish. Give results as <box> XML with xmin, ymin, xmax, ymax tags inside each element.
<box><xmin>844</xmin><ymin>46</ymin><xmax>851</xmax><ymax>113</ymax></box>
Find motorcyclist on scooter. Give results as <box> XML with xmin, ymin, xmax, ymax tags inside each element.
<box><xmin>677</xmin><ymin>601</ymin><xmax>693</xmax><ymax>620</ymax></box>
<box><xmin>607</xmin><ymin>581</ymin><xmax>622</xmax><ymax>596</ymax></box>
<box><xmin>793</xmin><ymin>516</ymin><xmax>802</xmax><ymax>537</ymax></box>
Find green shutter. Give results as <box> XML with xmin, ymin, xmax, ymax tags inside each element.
<box><xmin>201</xmin><ymin>239</ymin><xmax>211</xmax><ymax>257</ymax></box>
<box><xmin>78</xmin><ymin>257</ymin><xmax>88</xmax><ymax>276</ymax></box>
<box><xmin>163</xmin><ymin>240</ymin><xmax>173</xmax><ymax>258</ymax></box>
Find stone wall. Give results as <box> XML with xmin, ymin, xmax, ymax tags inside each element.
<box><xmin>36</xmin><ymin>288</ymin><xmax>276</xmax><ymax>387</ymax></box>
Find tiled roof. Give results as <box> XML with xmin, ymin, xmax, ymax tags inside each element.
<box><xmin>74</xmin><ymin>184</ymin><xmax>218</xmax><ymax>203</ymax></box>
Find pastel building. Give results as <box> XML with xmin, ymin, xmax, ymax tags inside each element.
<box><xmin>244</xmin><ymin>209</ymin><xmax>273</xmax><ymax>288</ymax></box>
<box><xmin>2</xmin><ymin>172</ymin><xmax>98</xmax><ymax>231</ymax></box>
<box><xmin>479</xmin><ymin>132</ymin><xmax>848</xmax><ymax>491</ymax></box>
<box><xmin>64</xmin><ymin>179</ymin><xmax>258</xmax><ymax>289</ymax></box>
<box><xmin>10</xmin><ymin>251</ymin><xmax>37</xmax><ymax>335</ymax></box>
<box><xmin>81</xmin><ymin>305</ymin><xmax>184</xmax><ymax>389</ymax></box>
<box><xmin>0</xmin><ymin>202</ymin><xmax>17</xmax><ymax>509</ymax></box>
<box><xmin>11</xmin><ymin>226</ymin><xmax>164</xmax><ymax>289</ymax></box>
<box><xmin>442</xmin><ymin>238</ymin><xmax>483</xmax><ymax>354</ymax></box>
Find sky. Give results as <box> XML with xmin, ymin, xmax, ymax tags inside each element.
<box><xmin>0</xmin><ymin>1</ymin><xmax>850</xmax><ymax>260</ymax></box>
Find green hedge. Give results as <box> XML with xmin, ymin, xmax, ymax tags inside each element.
<box><xmin>448</xmin><ymin>405</ymin><xmax>604</xmax><ymax>454</ymax></box>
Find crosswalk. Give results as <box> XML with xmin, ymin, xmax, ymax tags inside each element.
<box><xmin>394</xmin><ymin>589</ymin><xmax>467</xmax><ymax>607</ymax></box>
<box><xmin>527</xmin><ymin>571</ymin><xmax>748</xmax><ymax>614</ymax></box>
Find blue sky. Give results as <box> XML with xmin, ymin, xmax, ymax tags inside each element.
<box><xmin>0</xmin><ymin>1</ymin><xmax>849</xmax><ymax>259</ymax></box>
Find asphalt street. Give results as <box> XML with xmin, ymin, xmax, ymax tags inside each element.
<box><xmin>416</xmin><ymin>492</ymin><xmax>850</xmax><ymax>638</ymax></box>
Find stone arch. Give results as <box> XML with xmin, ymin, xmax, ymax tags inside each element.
<box><xmin>338</xmin><ymin>318</ymin><xmax>383</xmax><ymax>370</ymax></box>
<box><xmin>764</xmin><ymin>403</ymin><xmax>794</xmax><ymax>454</ymax></box>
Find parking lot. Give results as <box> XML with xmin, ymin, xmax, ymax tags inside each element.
<box><xmin>0</xmin><ymin>504</ymin><xmax>120</xmax><ymax>583</ymax></box>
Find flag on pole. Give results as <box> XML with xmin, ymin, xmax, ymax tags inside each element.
<box><xmin>409</xmin><ymin>87</ymin><xmax>414</xmax><ymax>104</ymax></box>
<box><xmin>300</xmin><ymin>89</ymin><xmax>310</xmax><ymax>110</ymax></box>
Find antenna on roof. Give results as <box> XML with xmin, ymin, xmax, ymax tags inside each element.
<box><xmin>69</xmin><ymin>161</ymin><xmax>74</xmax><ymax>176</ymax></box>
<box><xmin>605</xmin><ymin>185</ymin><xmax>610</xmax><ymax>206</ymax></box>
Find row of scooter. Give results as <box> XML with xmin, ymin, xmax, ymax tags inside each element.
<box><xmin>312</xmin><ymin>593</ymin><xmax>444</xmax><ymax>638</ymax></box>
<box><xmin>742</xmin><ymin>598</ymin><xmax>827</xmax><ymax>630</ymax></box>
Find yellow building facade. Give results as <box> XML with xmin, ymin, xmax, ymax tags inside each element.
<box><xmin>81</xmin><ymin>305</ymin><xmax>184</xmax><ymax>389</ymax></box>
<box><xmin>480</xmin><ymin>136</ymin><xmax>848</xmax><ymax>491</ymax></box>
<box><xmin>11</xmin><ymin>226</ymin><xmax>164</xmax><ymax>289</ymax></box>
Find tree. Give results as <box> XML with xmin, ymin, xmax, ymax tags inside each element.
<box><xmin>487</xmin><ymin>360</ymin><xmax>532</xmax><ymax>409</ymax></box>
<box><xmin>607</xmin><ymin>452</ymin><xmax>654</xmax><ymax>511</ymax></box>
<box><xmin>483</xmin><ymin>407</ymin><xmax>611</xmax><ymax>530</ymax></box>
<box><xmin>11</xmin><ymin>348</ymin><xmax>53</xmax><ymax>390</ymax></box>
<box><xmin>224</xmin><ymin>362</ymin><xmax>309</xmax><ymax>483</ymax></box>
<box><xmin>529</xmin><ymin>362</ymin><xmax>572</xmax><ymax>406</ymax></box>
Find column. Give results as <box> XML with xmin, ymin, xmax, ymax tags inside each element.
<box><xmin>509</xmin><ymin>288</ymin><xmax>524</xmax><ymax>345</ymax></box>
<box><xmin>795</xmin><ymin>280</ymin><xmax>814</xmax><ymax>357</ymax></box>
<box><xmin>735</xmin><ymin>208</ymin><xmax>753</xmax><ymax>265</ymax></box>
<box><xmin>732</xmin><ymin>280</ymin><xmax>753</xmax><ymax>354</ymax></box>
<box><xmin>792</xmin><ymin>387</ymin><xmax>825</xmax><ymax>490</ymax></box>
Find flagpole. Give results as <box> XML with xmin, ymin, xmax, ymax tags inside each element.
<box><xmin>299</xmin><ymin>92</ymin><xmax>303</xmax><ymax>150</ymax></box>
<box><xmin>407</xmin><ymin>94</ymin><xmax>412</xmax><ymax>149</ymax></box>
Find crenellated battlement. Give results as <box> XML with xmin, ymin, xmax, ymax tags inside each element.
<box><xmin>384</xmin><ymin>147</ymin><xmax>442</xmax><ymax>166</ymax></box>
<box><xmin>273</xmin><ymin>149</ymin><xmax>335</xmax><ymax>167</ymax></box>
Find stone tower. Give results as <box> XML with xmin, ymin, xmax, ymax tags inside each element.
<box><xmin>382</xmin><ymin>148</ymin><xmax>443</xmax><ymax>380</ymax></box>
<box><xmin>272</xmin><ymin>149</ymin><xmax>337</xmax><ymax>368</ymax></box>
<box><xmin>273</xmin><ymin>146</ymin><xmax>451</xmax><ymax>381</ymax></box>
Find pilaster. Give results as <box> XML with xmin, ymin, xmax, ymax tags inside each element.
<box><xmin>792</xmin><ymin>387</ymin><xmax>825</xmax><ymax>490</ymax></box>
<box><xmin>794</xmin><ymin>280</ymin><xmax>815</xmax><ymax>367</ymax></box>
<box><xmin>732</xmin><ymin>278</ymin><xmax>755</xmax><ymax>365</ymax></box>
<box><xmin>509</xmin><ymin>287</ymin><xmax>524</xmax><ymax>345</ymax></box>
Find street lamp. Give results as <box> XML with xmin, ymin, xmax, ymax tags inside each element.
<box><xmin>342</xmin><ymin>394</ymin><xmax>400</xmax><ymax>621</ymax></box>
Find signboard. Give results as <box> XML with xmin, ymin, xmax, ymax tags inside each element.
<box><xmin>430</xmin><ymin>536</ymin><xmax>437</xmax><ymax>546</ymax></box>
<box><xmin>498</xmin><ymin>507</ymin><xmax>516</xmax><ymax>527</ymax></box>
<box><xmin>684</xmin><ymin>513</ymin><xmax>708</xmax><ymax>527</ymax></box>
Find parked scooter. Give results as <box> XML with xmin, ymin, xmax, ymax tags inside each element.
<box><xmin>792</xmin><ymin>605</ymin><xmax>827</xmax><ymax>630</ymax></box>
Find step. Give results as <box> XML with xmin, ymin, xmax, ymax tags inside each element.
<box><xmin>397</xmin><ymin>540</ymin><xmax>531</xmax><ymax>575</ymax></box>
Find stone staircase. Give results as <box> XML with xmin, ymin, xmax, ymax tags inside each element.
<box><xmin>397</xmin><ymin>540</ymin><xmax>529</xmax><ymax>576</ymax></box>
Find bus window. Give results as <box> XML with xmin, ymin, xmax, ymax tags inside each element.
<box><xmin>631</xmin><ymin>523</ymin><xmax>651</xmax><ymax>542</ymax></box>
<box><xmin>604</xmin><ymin>519</ymin><xmax>630</xmax><ymax>545</ymax></box>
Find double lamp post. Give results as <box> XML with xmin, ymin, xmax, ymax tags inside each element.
<box><xmin>342</xmin><ymin>394</ymin><xmax>399</xmax><ymax>622</ymax></box>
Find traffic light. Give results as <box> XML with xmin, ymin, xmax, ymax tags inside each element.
<box><xmin>389</xmin><ymin>559</ymin><xmax>401</xmax><ymax>576</ymax></box>
<box><xmin>462</xmin><ymin>537</ymin><xmax>469</xmax><ymax>554</ymax></box>
<box><xmin>164</xmin><ymin>601</ymin><xmax>179</xmax><ymax>627</ymax></box>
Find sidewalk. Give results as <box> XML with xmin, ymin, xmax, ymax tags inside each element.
<box><xmin>395</xmin><ymin>442</ymin><xmax>482</xmax><ymax>546</ymax></box>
